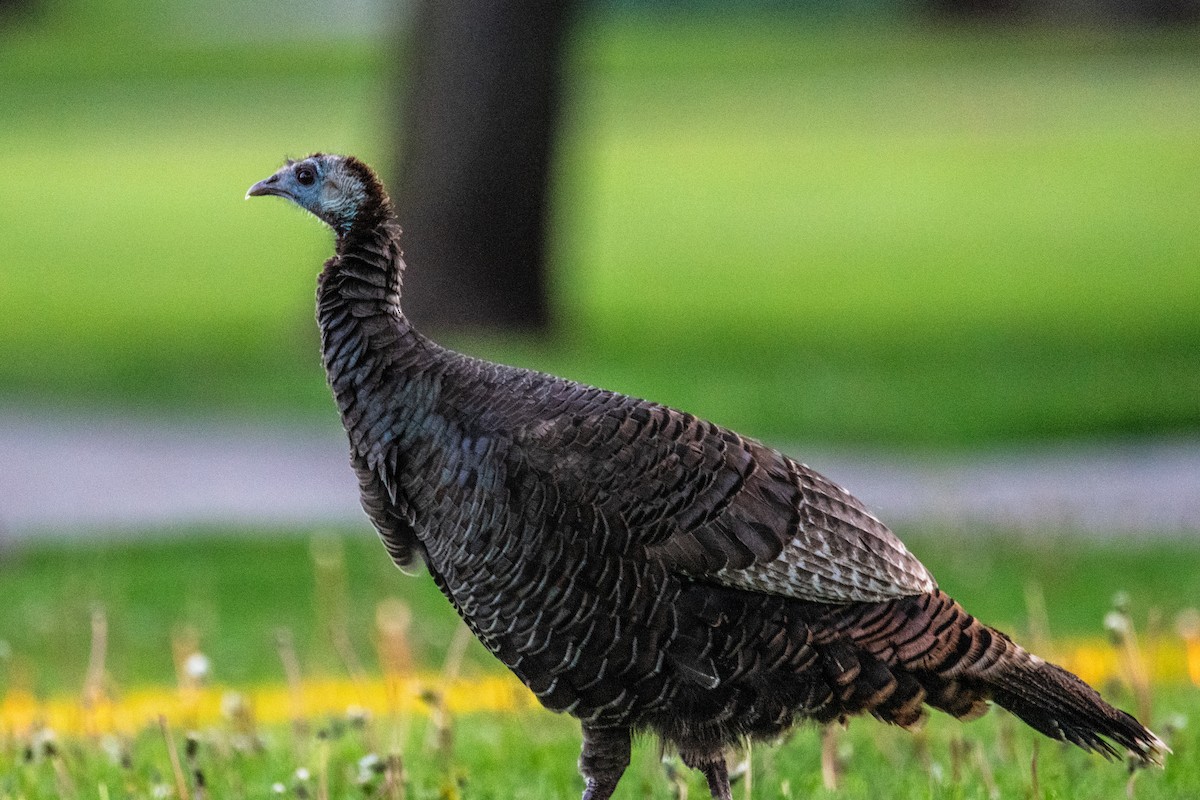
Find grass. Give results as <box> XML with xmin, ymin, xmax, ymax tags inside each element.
<box><xmin>1</xmin><ymin>699</ymin><xmax>1197</xmax><ymax>799</ymax></box>
<box><xmin>2</xmin><ymin>529</ymin><xmax>1198</xmax><ymax>693</ymax></box>
<box><xmin>2</xmin><ymin>15</ymin><xmax>1200</xmax><ymax>445</ymax></box>
<box><xmin>0</xmin><ymin>530</ymin><xmax>1198</xmax><ymax>796</ymax></box>
<box><xmin>2</xmin><ymin>11</ymin><xmax>1197</xmax><ymax>793</ymax></box>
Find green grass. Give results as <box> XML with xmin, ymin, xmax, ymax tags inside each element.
<box><xmin>1</xmin><ymin>16</ymin><xmax>1199</xmax><ymax>444</ymax></box>
<box><xmin>0</xmin><ymin>530</ymin><xmax>1197</xmax><ymax>796</ymax></box>
<box><xmin>1</xmin><ymin>529</ymin><xmax>1198</xmax><ymax>694</ymax></box>
<box><xmin>1</xmin><ymin>699</ymin><xmax>1197</xmax><ymax>799</ymax></box>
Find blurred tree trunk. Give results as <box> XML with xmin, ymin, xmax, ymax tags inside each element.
<box><xmin>0</xmin><ymin>0</ymin><xmax>37</xmax><ymax>21</ymax></box>
<box><xmin>394</xmin><ymin>0</ymin><xmax>576</xmax><ymax>334</ymax></box>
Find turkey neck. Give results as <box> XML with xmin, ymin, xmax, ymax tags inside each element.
<box><xmin>316</xmin><ymin>214</ymin><xmax>441</xmax><ymax>453</ymax></box>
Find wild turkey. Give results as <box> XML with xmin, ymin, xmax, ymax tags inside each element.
<box><xmin>248</xmin><ymin>154</ymin><xmax>1165</xmax><ymax>799</ymax></box>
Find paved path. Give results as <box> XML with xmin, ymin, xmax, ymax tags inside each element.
<box><xmin>2</xmin><ymin>409</ymin><xmax>1198</xmax><ymax>541</ymax></box>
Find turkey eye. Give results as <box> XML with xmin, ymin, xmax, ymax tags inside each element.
<box><xmin>296</xmin><ymin>167</ymin><xmax>316</xmax><ymax>186</ymax></box>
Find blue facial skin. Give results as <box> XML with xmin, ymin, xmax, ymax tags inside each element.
<box><xmin>247</xmin><ymin>155</ymin><xmax>362</xmax><ymax>234</ymax></box>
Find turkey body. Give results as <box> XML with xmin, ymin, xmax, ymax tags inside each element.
<box><xmin>250</xmin><ymin>154</ymin><xmax>1164</xmax><ymax>800</ymax></box>
<box><xmin>318</xmin><ymin>219</ymin><xmax>935</xmax><ymax>741</ymax></box>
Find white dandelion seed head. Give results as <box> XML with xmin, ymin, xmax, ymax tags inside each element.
<box><xmin>32</xmin><ymin>728</ymin><xmax>57</xmax><ymax>751</ymax></box>
<box><xmin>184</xmin><ymin>652</ymin><xmax>211</xmax><ymax>681</ymax></box>
<box><xmin>1111</xmin><ymin>591</ymin><xmax>1132</xmax><ymax>614</ymax></box>
<box><xmin>1104</xmin><ymin>610</ymin><xmax>1132</xmax><ymax>641</ymax></box>
<box><xmin>356</xmin><ymin>752</ymin><xmax>383</xmax><ymax>784</ymax></box>
<box><xmin>100</xmin><ymin>734</ymin><xmax>123</xmax><ymax>764</ymax></box>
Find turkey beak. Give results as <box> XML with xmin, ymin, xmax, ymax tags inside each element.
<box><xmin>246</xmin><ymin>173</ymin><xmax>287</xmax><ymax>199</ymax></box>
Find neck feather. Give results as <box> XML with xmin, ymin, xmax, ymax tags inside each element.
<box><xmin>317</xmin><ymin>212</ymin><xmax>418</xmax><ymax>398</ymax></box>
<box><xmin>325</xmin><ymin>213</ymin><xmax>405</xmax><ymax>312</ymax></box>
<box><xmin>316</xmin><ymin>181</ymin><xmax>446</xmax><ymax>486</ymax></box>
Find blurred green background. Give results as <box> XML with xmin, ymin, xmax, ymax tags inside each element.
<box><xmin>1</xmin><ymin>0</ymin><xmax>1198</xmax><ymax>449</ymax></box>
<box><xmin>2</xmin><ymin>8</ymin><xmax>1199</xmax><ymax>794</ymax></box>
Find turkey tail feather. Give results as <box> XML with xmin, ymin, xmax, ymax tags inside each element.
<box><xmin>826</xmin><ymin>590</ymin><xmax>1168</xmax><ymax>767</ymax></box>
<box><xmin>987</xmin><ymin>652</ymin><xmax>1168</xmax><ymax>765</ymax></box>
